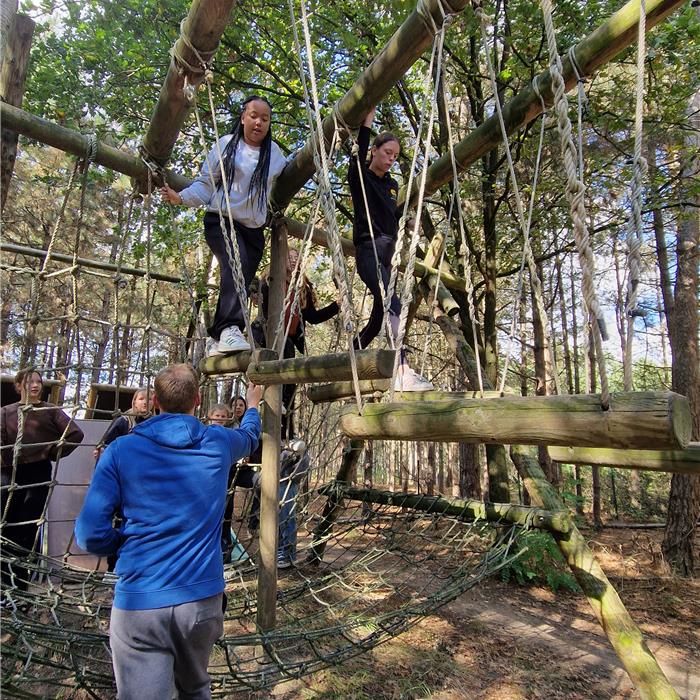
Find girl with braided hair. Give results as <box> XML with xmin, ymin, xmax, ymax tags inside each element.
<box><xmin>161</xmin><ymin>95</ymin><xmax>287</xmax><ymax>355</ymax></box>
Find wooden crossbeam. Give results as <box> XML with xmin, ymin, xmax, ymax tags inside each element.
<box><xmin>402</xmin><ymin>0</ymin><xmax>687</xmax><ymax>207</ymax></box>
<box><xmin>339</xmin><ymin>391</ymin><xmax>691</xmax><ymax>451</ymax></box>
<box><xmin>269</xmin><ymin>0</ymin><xmax>470</xmax><ymax>211</ymax></box>
<box><xmin>247</xmin><ymin>349</ymin><xmax>395</xmax><ymax>386</ymax></box>
<box><xmin>200</xmin><ymin>348</ymin><xmax>277</xmax><ymax>376</ymax></box>
<box><xmin>549</xmin><ymin>444</ymin><xmax>700</xmax><ymax>475</ymax></box>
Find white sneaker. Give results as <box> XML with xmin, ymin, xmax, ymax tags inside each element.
<box><xmin>394</xmin><ymin>366</ymin><xmax>434</xmax><ymax>392</ymax></box>
<box><xmin>218</xmin><ymin>326</ymin><xmax>251</xmax><ymax>353</ymax></box>
<box><xmin>206</xmin><ymin>337</ymin><xmax>223</xmax><ymax>357</ymax></box>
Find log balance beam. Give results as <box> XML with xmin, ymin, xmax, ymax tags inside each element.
<box><xmin>246</xmin><ymin>349</ymin><xmax>395</xmax><ymax>386</ymax></box>
<box><xmin>200</xmin><ymin>348</ymin><xmax>278</xmax><ymax>376</ymax></box>
<box><xmin>549</xmin><ymin>443</ymin><xmax>700</xmax><ymax>475</ymax></box>
<box><xmin>319</xmin><ymin>485</ymin><xmax>572</xmax><ymax>534</ymax></box>
<box><xmin>308</xmin><ymin>384</ymin><xmax>512</xmax><ymax>403</ymax></box>
<box><xmin>339</xmin><ymin>391</ymin><xmax>691</xmax><ymax>451</ymax></box>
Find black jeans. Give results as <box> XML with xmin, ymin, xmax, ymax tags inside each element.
<box><xmin>1</xmin><ymin>459</ymin><xmax>52</xmax><ymax>592</ymax></box>
<box><xmin>354</xmin><ymin>236</ymin><xmax>401</xmax><ymax>349</ymax></box>
<box><xmin>204</xmin><ymin>212</ymin><xmax>265</xmax><ymax>340</ymax></box>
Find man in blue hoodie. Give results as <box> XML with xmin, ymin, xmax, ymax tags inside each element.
<box><xmin>75</xmin><ymin>363</ymin><xmax>262</xmax><ymax>700</ymax></box>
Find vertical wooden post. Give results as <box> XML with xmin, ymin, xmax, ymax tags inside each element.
<box><xmin>1</xmin><ymin>7</ymin><xmax>35</xmax><ymax>212</ymax></box>
<box><xmin>255</xmin><ymin>218</ymin><xmax>287</xmax><ymax>633</ymax></box>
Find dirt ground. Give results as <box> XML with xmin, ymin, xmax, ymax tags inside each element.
<box><xmin>262</xmin><ymin>526</ymin><xmax>700</xmax><ymax>700</ymax></box>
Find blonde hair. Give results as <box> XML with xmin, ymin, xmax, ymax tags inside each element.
<box><xmin>208</xmin><ymin>403</ymin><xmax>231</xmax><ymax>418</ymax></box>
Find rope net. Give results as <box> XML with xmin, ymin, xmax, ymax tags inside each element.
<box><xmin>0</xmin><ymin>152</ymin><xmax>543</xmax><ymax>696</ymax></box>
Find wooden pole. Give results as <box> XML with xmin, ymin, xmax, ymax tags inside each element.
<box><xmin>247</xmin><ymin>349</ymin><xmax>396</xmax><ymax>386</ymax></box>
<box><xmin>269</xmin><ymin>0</ymin><xmax>470</xmax><ymax>211</ymax></box>
<box><xmin>0</xmin><ymin>102</ymin><xmax>191</xmax><ymax>189</ymax></box>
<box><xmin>328</xmin><ymin>485</ymin><xmax>572</xmax><ymax>534</ymax></box>
<box><xmin>0</xmin><ymin>241</ymin><xmax>187</xmax><ymax>284</ymax></box>
<box><xmin>200</xmin><ymin>348</ymin><xmax>277</xmax><ymax>376</ymax></box>
<box><xmin>510</xmin><ymin>444</ymin><xmax>679</xmax><ymax>700</ymax></box>
<box><xmin>0</xmin><ymin>10</ymin><xmax>34</xmax><ymax>212</ymax></box>
<box><xmin>339</xmin><ymin>392</ymin><xmax>692</xmax><ymax>450</ymax></box>
<box><xmin>403</xmin><ymin>0</ymin><xmax>687</xmax><ymax>206</ymax></box>
<box><xmin>549</xmin><ymin>444</ymin><xmax>700</xmax><ymax>475</ymax></box>
<box><xmin>308</xmin><ymin>438</ymin><xmax>364</xmax><ymax>564</ymax></box>
<box><xmin>255</xmin><ymin>219</ymin><xmax>287</xmax><ymax>633</ymax></box>
<box><xmin>140</xmin><ymin>0</ymin><xmax>237</xmax><ymax>168</ymax></box>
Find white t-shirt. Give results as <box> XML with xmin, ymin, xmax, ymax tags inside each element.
<box><xmin>179</xmin><ymin>135</ymin><xmax>287</xmax><ymax>228</ymax></box>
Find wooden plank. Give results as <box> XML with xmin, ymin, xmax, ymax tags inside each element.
<box><xmin>339</xmin><ymin>392</ymin><xmax>691</xmax><ymax>451</ymax></box>
<box><xmin>0</xmin><ymin>10</ymin><xmax>34</xmax><ymax>212</ymax></box>
<box><xmin>549</xmin><ymin>444</ymin><xmax>700</xmax><ymax>475</ymax></box>
<box><xmin>247</xmin><ymin>349</ymin><xmax>396</xmax><ymax>386</ymax></box>
<box><xmin>255</xmin><ymin>220</ymin><xmax>286</xmax><ymax>633</ymax></box>
<box><xmin>200</xmin><ymin>348</ymin><xmax>277</xmax><ymax>376</ymax></box>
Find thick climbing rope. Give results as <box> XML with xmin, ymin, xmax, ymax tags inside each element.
<box><xmin>388</xmin><ymin>19</ymin><xmax>448</xmax><ymax>398</ymax></box>
<box><xmin>288</xmin><ymin>0</ymin><xmax>364</xmax><ymax>411</ymax></box>
<box><xmin>540</xmin><ymin>0</ymin><xmax>609</xmax><ymax>407</ymax></box>
<box><xmin>624</xmin><ymin>0</ymin><xmax>648</xmax><ymax>392</ymax></box>
<box><xmin>476</xmin><ymin>9</ymin><xmax>560</xmax><ymax>396</ymax></box>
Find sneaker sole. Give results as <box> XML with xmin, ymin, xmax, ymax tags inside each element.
<box><xmin>217</xmin><ymin>343</ymin><xmax>252</xmax><ymax>353</ymax></box>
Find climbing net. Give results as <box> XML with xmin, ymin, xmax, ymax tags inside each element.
<box><xmin>0</xmin><ymin>143</ymin><xmax>560</xmax><ymax>697</ymax></box>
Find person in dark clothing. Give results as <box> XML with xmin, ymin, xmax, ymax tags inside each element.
<box><xmin>347</xmin><ymin>108</ymin><xmax>433</xmax><ymax>391</ymax></box>
<box><xmin>256</xmin><ymin>247</ymin><xmax>339</xmax><ymax>437</ymax></box>
<box><xmin>1</xmin><ymin>368</ymin><xmax>84</xmax><ymax>592</ymax></box>
<box><xmin>277</xmin><ymin>439</ymin><xmax>310</xmax><ymax>569</ymax></box>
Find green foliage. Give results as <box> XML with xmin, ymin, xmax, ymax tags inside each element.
<box><xmin>501</xmin><ymin>530</ymin><xmax>581</xmax><ymax>593</ymax></box>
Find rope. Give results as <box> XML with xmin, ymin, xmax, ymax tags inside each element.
<box><xmin>623</xmin><ymin>0</ymin><xmax>648</xmax><ymax>392</ymax></box>
<box><xmin>540</xmin><ymin>0</ymin><xmax>609</xmax><ymax>408</ymax></box>
<box><xmin>288</xmin><ymin>0</ymin><xmax>364</xmax><ymax>412</ymax></box>
<box><xmin>476</xmin><ymin>10</ymin><xmax>560</xmax><ymax>396</ymax></box>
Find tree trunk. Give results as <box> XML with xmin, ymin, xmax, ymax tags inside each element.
<box><xmin>662</xmin><ymin>84</ymin><xmax>700</xmax><ymax>576</ymax></box>
<box><xmin>0</xmin><ymin>9</ymin><xmax>35</xmax><ymax>212</ymax></box>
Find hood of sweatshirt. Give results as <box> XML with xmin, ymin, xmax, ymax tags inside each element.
<box><xmin>131</xmin><ymin>413</ymin><xmax>206</xmax><ymax>449</ymax></box>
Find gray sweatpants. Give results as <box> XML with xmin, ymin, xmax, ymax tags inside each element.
<box><xmin>109</xmin><ymin>593</ymin><xmax>224</xmax><ymax>700</ymax></box>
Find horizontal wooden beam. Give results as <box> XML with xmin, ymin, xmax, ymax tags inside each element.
<box><xmin>403</xmin><ymin>0</ymin><xmax>687</xmax><ymax>206</ymax></box>
<box><xmin>141</xmin><ymin>0</ymin><xmax>236</xmax><ymax>168</ymax></box>
<box><xmin>247</xmin><ymin>349</ymin><xmax>395</xmax><ymax>386</ymax></box>
<box><xmin>0</xmin><ymin>102</ymin><xmax>190</xmax><ymax>190</ymax></box>
<box><xmin>200</xmin><ymin>348</ymin><xmax>277</xmax><ymax>376</ymax></box>
<box><xmin>269</xmin><ymin>0</ymin><xmax>470</xmax><ymax>211</ymax></box>
<box><xmin>339</xmin><ymin>391</ymin><xmax>691</xmax><ymax>450</ymax></box>
<box><xmin>307</xmin><ymin>379</ymin><xmax>391</xmax><ymax>403</ymax></box>
<box><xmin>1</xmin><ymin>241</ymin><xmax>186</xmax><ymax>284</ymax></box>
<box><xmin>328</xmin><ymin>485</ymin><xmax>572</xmax><ymax>534</ymax></box>
<box><xmin>549</xmin><ymin>444</ymin><xmax>700</xmax><ymax>475</ymax></box>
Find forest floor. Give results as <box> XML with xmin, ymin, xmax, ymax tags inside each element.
<box><xmin>260</xmin><ymin>525</ymin><xmax>700</xmax><ymax>700</ymax></box>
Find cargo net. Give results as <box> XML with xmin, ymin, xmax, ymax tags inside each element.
<box><xmin>1</xmin><ymin>155</ymin><xmax>537</xmax><ymax>696</ymax></box>
<box><xmin>0</xmin><ymin>423</ymin><xmax>528</xmax><ymax>698</ymax></box>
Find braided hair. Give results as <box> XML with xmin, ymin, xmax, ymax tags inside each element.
<box><xmin>218</xmin><ymin>95</ymin><xmax>273</xmax><ymax>212</ymax></box>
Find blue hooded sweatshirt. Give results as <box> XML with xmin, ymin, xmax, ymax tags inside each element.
<box><xmin>75</xmin><ymin>409</ymin><xmax>260</xmax><ymax>610</ymax></box>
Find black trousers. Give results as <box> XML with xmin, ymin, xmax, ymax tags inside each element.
<box><xmin>1</xmin><ymin>459</ymin><xmax>52</xmax><ymax>592</ymax></box>
<box><xmin>204</xmin><ymin>212</ymin><xmax>265</xmax><ymax>340</ymax></box>
<box><xmin>354</xmin><ymin>236</ymin><xmax>401</xmax><ymax>349</ymax></box>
